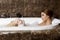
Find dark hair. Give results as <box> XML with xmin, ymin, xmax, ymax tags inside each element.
<box><xmin>42</xmin><ymin>9</ymin><xmax>53</xmax><ymax>19</ymax></box>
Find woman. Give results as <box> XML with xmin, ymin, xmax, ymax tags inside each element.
<box><xmin>38</xmin><ymin>9</ymin><xmax>53</xmax><ymax>26</ymax></box>
<box><xmin>7</xmin><ymin>9</ymin><xmax>54</xmax><ymax>26</ymax></box>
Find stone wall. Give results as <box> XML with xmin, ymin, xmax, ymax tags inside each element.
<box><xmin>0</xmin><ymin>0</ymin><xmax>60</xmax><ymax>18</ymax></box>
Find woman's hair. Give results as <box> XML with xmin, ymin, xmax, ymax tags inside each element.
<box><xmin>42</xmin><ymin>9</ymin><xmax>54</xmax><ymax>19</ymax></box>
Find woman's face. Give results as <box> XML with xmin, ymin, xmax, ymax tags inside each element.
<box><xmin>41</xmin><ymin>12</ymin><xmax>49</xmax><ymax>21</ymax></box>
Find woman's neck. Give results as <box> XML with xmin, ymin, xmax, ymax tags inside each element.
<box><xmin>44</xmin><ymin>18</ymin><xmax>52</xmax><ymax>25</ymax></box>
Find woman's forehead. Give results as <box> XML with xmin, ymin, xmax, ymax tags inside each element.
<box><xmin>41</xmin><ymin>12</ymin><xmax>45</xmax><ymax>14</ymax></box>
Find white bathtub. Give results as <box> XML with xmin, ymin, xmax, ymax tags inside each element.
<box><xmin>0</xmin><ymin>18</ymin><xmax>60</xmax><ymax>31</ymax></box>
<box><xmin>0</xmin><ymin>18</ymin><xmax>60</xmax><ymax>34</ymax></box>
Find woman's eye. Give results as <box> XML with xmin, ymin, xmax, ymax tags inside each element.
<box><xmin>41</xmin><ymin>14</ymin><xmax>44</xmax><ymax>16</ymax></box>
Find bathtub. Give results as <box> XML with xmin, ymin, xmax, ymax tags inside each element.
<box><xmin>0</xmin><ymin>18</ymin><xmax>60</xmax><ymax>33</ymax></box>
<box><xmin>0</xmin><ymin>17</ymin><xmax>60</xmax><ymax>34</ymax></box>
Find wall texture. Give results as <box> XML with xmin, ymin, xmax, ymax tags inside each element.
<box><xmin>0</xmin><ymin>0</ymin><xmax>60</xmax><ymax>18</ymax></box>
